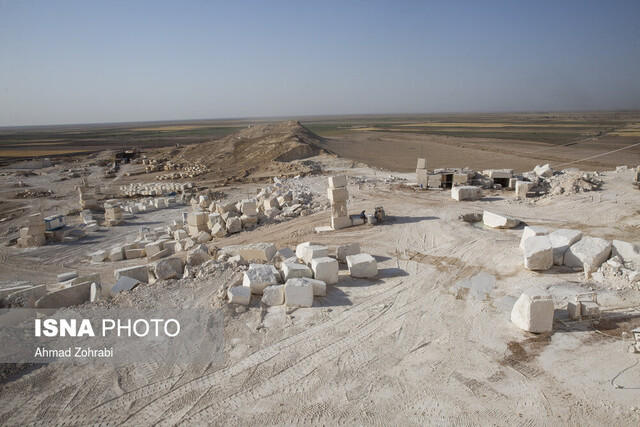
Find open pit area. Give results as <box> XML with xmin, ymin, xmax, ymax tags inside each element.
<box><xmin>1</xmin><ymin>114</ymin><xmax>640</xmax><ymax>425</ymax></box>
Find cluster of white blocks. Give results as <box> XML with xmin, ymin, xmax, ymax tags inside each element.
<box><xmin>518</xmin><ymin>225</ymin><xmax>631</xmax><ymax>279</ymax></box>
<box><xmin>120</xmin><ymin>182</ymin><xmax>193</xmax><ymax>197</ymax></box>
<box><xmin>227</xmin><ymin>240</ymin><xmax>377</xmax><ymax>307</ymax></box>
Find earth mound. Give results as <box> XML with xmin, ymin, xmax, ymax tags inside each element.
<box><xmin>175</xmin><ymin>121</ymin><xmax>328</xmax><ymax>180</ymax></box>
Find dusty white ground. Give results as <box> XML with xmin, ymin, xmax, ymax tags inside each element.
<box><xmin>1</xmin><ymin>158</ymin><xmax>640</xmax><ymax>425</ymax></box>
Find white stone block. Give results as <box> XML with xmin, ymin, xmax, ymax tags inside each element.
<box><xmin>328</xmin><ymin>175</ymin><xmax>347</xmax><ymax>188</ymax></box>
<box><xmin>263</xmin><ymin>197</ymin><xmax>280</xmax><ymax>210</ymax></box>
<box><xmin>311</xmin><ymin>257</ymin><xmax>339</xmax><ymax>284</ymax></box>
<box><xmin>515</xmin><ymin>181</ymin><xmax>534</xmax><ymax>198</ymax></box>
<box><xmin>222</xmin><ymin>243</ymin><xmax>277</xmax><ymax>261</ymax></box>
<box><xmin>226</xmin><ymin>217</ymin><xmax>242</xmax><ymax>234</ymax></box>
<box><xmin>109</xmin><ymin>247</ymin><xmax>124</xmax><ymax>262</ymax></box>
<box><xmin>299</xmin><ymin>244</ymin><xmax>329</xmax><ymax>265</ymax></box>
<box><xmin>327</xmin><ymin>187</ymin><xmax>349</xmax><ymax>202</ymax></box>
<box><xmin>164</xmin><ymin>241</ymin><xmax>182</xmax><ymax>254</ymax></box>
<box><xmin>228</xmin><ymin>286</ymin><xmax>251</xmax><ymax>305</ymax></box>
<box><xmin>564</xmin><ymin>236</ymin><xmax>612</xmax><ymax>277</ymax></box>
<box><xmin>416</xmin><ymin>158</ymin><xmax>427</xmax><ymax>169</ymax></box>
<box><xmin>90</xmin><ymin>282</ymin><xmax>101</xmax><ymax>302</ymax></box>
<box><xmin>114</xmin><ymin>265</ymin><xmax>149</xmax><ymax>284</ymax></box>
<box><xmin>549</xmin><ymin>229</ymin><xmax>583</xmax><ymax>265</ymax></box>
<box><xmin>240</xmin><ymin>199</ymin><xmax>257</xmax><ymax>216</ymax></box>
<box><xmin>523</xmin><ymin>236</ymin><xmax>553</xmax><ymax>271</ymax></box>
<box><xmin>154</xmin><ymin>259</ymin><xmax>180</xmax><ymax>280</ymax></box>
<box><xmin>57</xmin><ymin>271</ymin><xmax>78</xmax><ymax>283</ymax></box>
<box><xmin>337</xmin><ymin>243</ymin><xmax>360</xmax><ymax>263</ymax></box>
<box><xmin>195</xmin><ymin>230</ymin><xmax>212</xmax><ymax>243</ymax></box>
<box><xmin>519</xmin><ymin>226</ymin><xmax>549</xmax><ymax>250</ymax></box>
<box><xmin>284</xmin><ymin>278</ymin><xmax>314</xmax><ymax>308</ymax></box>
<box><xmin>174</xmin><ymin>229</ymin><xmax>188</xmax><ymax>241</ymax></box>
<box><xmin>261</xmin><ymin>285</ymin><xmax>285</xmax><ymax>306</ymax></box>
<box><xmin>211</xmin><ymin>223</ymin><xmax>227</xmax><ymax>238</ymax></box>
<box><xmin>91</xmin><ymin>250</ymin><xmax>107</xmax><ymax>263</ymax></box>
<box><xmin>281</xmin><ymin>262</ymin><xmax>313</xmax><ymax>281</ymax></box>
<box><xmin>243</xmin><ymin>265</ymin><xmax>277</xmax><ymax>295</ymax></box>
<box><xmin>483</xmin><ymin>211</ymin><xmax>520</xmax><ymax>229</ymax></box>
<box><xmin>451</xmin><ymin>186</ymin><xmax>482</xmax><ymax>201</ymax></box>
<box><xmin>346</xmin><ymin>253</ymin><xmax>378</xmax><ymax>278</ymax></box>
<box><xmin>331</xmin><ymin>216</ymin><xmax>352</xmax><ymax>230</ymax></box>
<box><xmin>564</xmin><ymin>236</ymin><xmax>611</xmax><ymax>278</ymax></box>
<box><xmin>144</xmin><ymin>241</ymin><xmax>164</xmax><ymax>257</ymax></box>
<box><xmin>534</xmin><ymin>164</ymin><xmax>553</xmax><ymax>178</ymax></box>
<box><xmin>612</xmin><ymin>240</ymin><xmax>640</xmax><ymax>266</ymax></box>
<box><xmin>351</xmin><ymin>216</ymin><xmax>365</xmax><ymax>226</ymax></box>
<box><xmin>110</xmin><ymin>276</ymin><xmax>141</xmax><ymax>297</ymax></box>
<box><xmin>511</xmin><ymin>288</ymin><xmax>554</xmax><ymax>333</ymax></box>
<box><xmin>295</xmin><ymin>242</ymin><xmax>316</xmax><ymax>259</ymax></box>
<box><xmin>187</xmin><ymin>245</ymin><xmax>209</xmax><ymax>266</ymax></box>
<box><xmin>303</xmin><ymin>277</ymin><xmax>326</xmax><ymax>296</ymax></box>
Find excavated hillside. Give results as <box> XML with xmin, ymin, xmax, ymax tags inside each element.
<box><xmin>175</xmin><ymin>121</ymin><xmax>329</xmax><ymax>181</ymax></box>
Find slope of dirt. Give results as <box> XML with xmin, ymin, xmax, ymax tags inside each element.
<box><xmin>175</xmin><ymin>121</ymin><xmax>328</xmax><ymax>181</ymax></box>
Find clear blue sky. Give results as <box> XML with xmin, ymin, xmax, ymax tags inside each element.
<box><xmin>1</xmin><ymin>0</ymin><xmax>639</xmax><ymax>126</ymax></box>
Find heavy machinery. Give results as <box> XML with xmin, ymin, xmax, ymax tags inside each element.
<box><xmin>374</xmin><ymin>207</ymin><xmax>386</xmax><ymax>223</ymax></box>
<box><xmin>364</xmin><ymin>207</ymin><xmax>386</xmax><ymax>226</ymax></box>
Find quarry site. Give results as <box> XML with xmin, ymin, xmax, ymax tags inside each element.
<box><xmin>1</xmin><ymin>113</ymin><xmax>640</xmax><ymax>425</ymax></box>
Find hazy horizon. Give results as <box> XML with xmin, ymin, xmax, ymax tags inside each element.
<box><xmin>2</xmin><ymin>0</ymin><xmax>639</xmax><ymax>127</ymax></box>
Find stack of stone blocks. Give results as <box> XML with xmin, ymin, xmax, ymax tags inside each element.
<box><xmin>104</xmin><ymin>200</ymin><xmax>124</xmax><ymax>226</ymax></box>
<box><xmin>416</xmin><ymin>158</ymin><xmax>428</xmax><ymax>187</ymax></box>
<box><xmin>17</xmin><ymin>213</ymin><xmax>46</xmax><ymax>248</ymax></box>
<box><xmin>77</xmin><ymin>178</ymin><xmax>98</xmax><ymax>210</ymax></box>
<box><xmin>327</xmin><ymin>175</ymin><xmax>351</xmax><ymax>230</ymax></box>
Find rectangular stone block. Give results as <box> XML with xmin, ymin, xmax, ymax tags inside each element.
<box><xmin>311</xmin><ymin>257</ymin><xmax>339</xmax><ymax>284</ymax></box>
<box><xmin>281</xmin><ymin>262</ymin><xmax>313</xmax><ymax>281</ymax></box>
<box><xmin>511</xmin><ymin>288</ymin><xmax>554</xmax><ymax>333</ymax></box>
<box><xmin>303</xmin><ymin>277</ymin><xmax>326</xmax><ymax>297</ymax></box>
<box><xmin>261</xmin><ymin>285</ymin><xmax>284</xmax><ymax>306</ymax></box>
<box><xmin>328</xmin><ymin>175</ymin><xmax>347</xmax><ymax>189</ymax></box>
<box><xmin>125</xmin><ymin>248</ymin><xmax>146</xmax><ymax>259</ymax></box>
<box><xmin>243</xmin><ymin>265</ymin><xmax>277</xmax><ymax>295</ymax></box>
<box><xmin>483</xmin><ymin>211</ymin><xmax>520</xmax><ymax>229</ymax></box>
<box><xmin>416</xmin><ymin>169</ymin><xmax>429</xmax><ymax>186</ymax></box>
<box><xmin>299</xmin><ymin>244</ymin><xmax>329</xmax><ymax>266</ymax></box>
<box><xmin>228</xmin><ymin>286</ymin><xmax>251</xmax><ymax>305</ymax></box>
<box><xmin>114</xmin><ymin>265</ymin><xmax>149</xmax><ymax>284</ymax></box>
<box><xmin>416</xmin><ymin>158</ymin><xmax>427</xmax><ymax>169</ymax></box>
<box><xmin>451</xmin><ymin>186</ymin><xmax>482</xmax><ymax>201</ymax></box>
<box><xmin>331</xmin><ymin>201</ymin><xmax>348</xmax><ymax>218</ymax></box>
<box><xmin>331</xmin><ymin>216</ymin><xmax>352</xmax><ymax>230</ymax></box>
<box><xmin>337</xmin><ymin>243</ymin><xmax>360</xmax><ymax>263</ymax></box>
<box><xmin>327</xmin><ymin>187</ymin><xmax>349</xmax><ymax>202</ymax></box>
<box><xmin>284</xmin><ymin>278</ymin><xmax>314</xmax><ymax>308</ymax></box>
<box><xmin>346</xmin><ymin>253</ymin><xmax>378</xmax><ymax>278</ymax></box>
